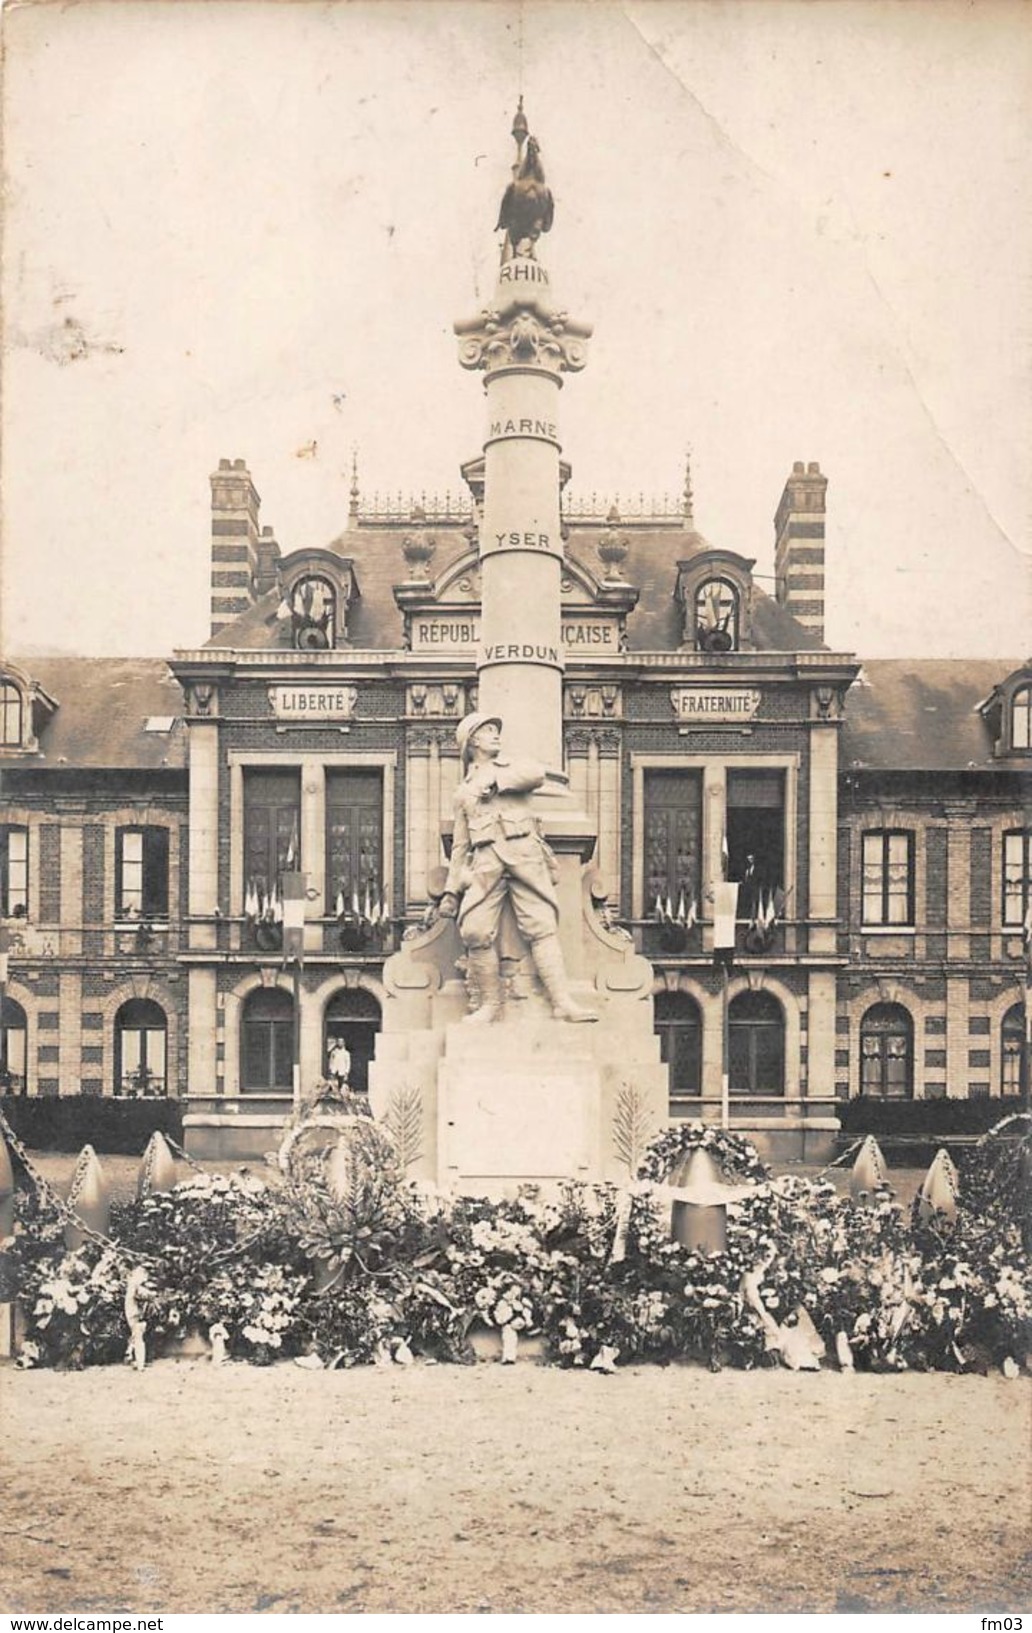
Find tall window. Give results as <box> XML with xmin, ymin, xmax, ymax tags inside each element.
<box><xmin>115</xmin><ymin>999</ymin><xmax>167</xmax><ymax>1096</ymax></box>
<box><xmin>0</xmin><ymin>682</ymin><xmax>22</xmax><ymax>747</ymax></box>
<box><xmin>0</xmin><ymin>996</ymin><xmax>27</xmax><ymax>1092</ymax></box>
<box><xmin>243</xmin><ymin>770</ymin><xmax>301</xmax><ymax>898</ymax></box>
<box><xmin>727</xmin><ymin>771</ymin><xmax>785</xmax><ymax>915</ymax></box>
<box><xmin>1001</xmin><ymin>1004</ymin><xmax>1026</xmax><ymax>1095</ymax></box>
<box><xmin>860</xmin><ymin>1003</ymin><xmax>913</xmax><ymax>1098</ymax></box>
<box><xmin>1003</xmin><ymin>831</ymin><xmax>1032</xmax><ymax>926</ymax></box>
<box><xmin>694</xmin><ymin>578</ymin><xmax>739</xmax><ymax>652</ymax></box>
<box><xmin>323</xmin><ymin>988</ymin><xmax>382</xmax><ymax>1094</ymax></box>
<box><xmin>728</xmin><ymin>991</ymin><xmax>784</xmax><ymax>1097</ymax></box>
<box><xmin>0</xmin><ymin>826</ymin><xmax>28</xmax><ymax>918</ymax></box>
<box><xmin>116</xmin><ymin>827</ymin><xmax>170</xmax><ymax>919</ymax></box>
<box><xmin>862</xmin><ymin>830</ymin><xmax>914</xmax><ymax>926</ymax></box>
<box><xmin>326</xmin><ymin>770</ymin><xmax>384</xmax><ymax>912</ymax></box>
<box><xmin>1012</xmin><ymin>685</ymin><xmax>1032</xmax><ymax>751</ymax></box>
<box><xmin>643</xmin><ymin>770</ymin><xmax>701</xmax><ymax>916</ymax></box>
<box><xmin>241</xmin><ymin>987</ymin><xmax>293</xmax><ymax>1093</ymax></box>
<box><xmin>654</xmin><ymin>992</ymin><xmax>702</xmax><ymax>1106</ymax></box>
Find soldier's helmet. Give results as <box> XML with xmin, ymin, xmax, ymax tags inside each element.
<box><xmin>455</xmin><ymin>712</ymin><xmax>503</xmax><ymax>766</ymax></box>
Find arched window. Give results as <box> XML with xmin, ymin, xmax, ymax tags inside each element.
<box><xmin>0</xmin><ymin>996</ymin><xmax>27</xmax><ymax>1093</ymax></box>
<box><xmin>1011</xmin><ymin>685</ymin><xmax>1032</xmax><ymax>751</ymax></box>
<box><xmin>323</xmin><ymin>988</ymin><xmax>382</xmax><ymax>1094</ymax></box>
<box><xmin>728</xmin><ymin>991</ymin><xmax>784</xmax><ymax>1098</ymax></box>
<box><xmin>115</xmin><ymin>998</ymin><xmax>167</xmax><ymax>1097</ymax></box>
<box><xmin>860</xmin><ymin>1003</ymin><xmax>913</xmax><ymax>1099</ymax></box>
<box><xmin>241</xmin><ymin>987</ymin><xmax>293</xmax><ymax>1094</ymax></box>
<box><xmin>654</xmin><ymin>992</ymin><xmax>702</xmax><ymax>1109</ymax></box>
<box><xmin>290</xmin><ymin>576</ymin><xmax>337</xmax><ymax>650</ymax></box>
<box><xmin>694</xmin><ymin>578</ymin><xmax>739</xmax><ymax>652</ymax></box>
<box><xmin>0</xmin><ymin>682</ymin><xmax>22</xmax><ymax>747</ymax></box>
<box><xmin>1001</xmin><ymin>1004</ymin><xmax>1026</xmax><ymax>1095</ymax></box>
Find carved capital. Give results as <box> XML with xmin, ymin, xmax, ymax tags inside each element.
<box><xmin>188</xmin><ymin>682</ymin><xmax>218</xmax><ymax>718</ymax></box>
<box><xmin>455</xmin><ymin>306</ymin><xmax>591</xmax><ymax>374</ymax></box>
<box><xmin>811</xmin><ymin>684</ymin><xmax>841</xmax><ymax>721</ymax></box>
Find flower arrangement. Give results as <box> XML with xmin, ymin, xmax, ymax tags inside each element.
<box><xmin>638</xmin><ymin>1120</ymin><xmax>772</xmax><ymax>1186</ymax></box>
<box><xmin>7</xmin><ymin>1125</ymin><xmax>1030</xmax><ymax>1375</ymax></box>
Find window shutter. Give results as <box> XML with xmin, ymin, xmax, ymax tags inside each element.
<box><xmin>143</xmin><ymin>827</ymin><xmax>170</xmax><ymax>917</ymax></box>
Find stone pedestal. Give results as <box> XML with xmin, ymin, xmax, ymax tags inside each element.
<box><xmin>369</xmin><ymin>856</ymin><xmax>668</xmax><ymax>1196</ymax></box>
<box><xmin>439</xmin><ymin>1021</ymin><xmax>601</xmax><ymax>1190</ymax></box>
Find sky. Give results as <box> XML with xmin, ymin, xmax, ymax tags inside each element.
<box><xmin>1</xmin><ymin>0</ymin><xmax>1029</xmax><ymax>659</ymax></box>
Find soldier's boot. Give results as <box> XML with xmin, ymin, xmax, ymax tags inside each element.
<box><xmin>463</xmin><ymin>944</ymin><xmax>505</xmax><ymax>1024</ymax></box>
<box><xmin>530</xmin><ymin>934</ymin><xmax>598</xmax><ymax>1023</ymax></box>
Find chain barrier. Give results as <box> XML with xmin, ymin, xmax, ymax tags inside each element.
<box><xmin>0</xmin><ymin>1109</ymin><xmax>299</xmax><ymax>1276</ymax></box>
<box><xmin>975</xmin><ymin>1110</ymin><xmax>1032</xmax><ymax>1149</ymax></box>
<box><xmin>0</xmin><ymin>1104</ymin><xmax>156</xmax><ymax>1266</ymax></box>
<box><xmin>812</xmin><ymin>1136</ymin><xmax>865</xmax><ymax>1181</ymax></box>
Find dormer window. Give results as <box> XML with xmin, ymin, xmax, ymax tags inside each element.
<box><xmin>1012</xmin><ymin>684</ymin><xmax>1031</xmax><ymax>751</ymax></box>
<box><xmin>290</xmin><ymin>575</ymin><xmax>337</xmax><ymax>650</ymax></box>
<box><xmin>675</xmin><ymin>550</ymin><xmax>754</xmax><ymax>653</ymax></box>
<box><xmin>694</xmin><ymin>578</ymin><xmax>739</xmax><ymax>652</ymax></box>
<box><xmin>0</xmin><ymin>680</ymin><xmax>23</xmax><ymax>746</ymax></box>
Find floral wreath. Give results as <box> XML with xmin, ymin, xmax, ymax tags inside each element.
<box><xmin>637</xmin><ymin>1120</ymin><xmax>771</xmax><ymax>1186</ymax></box>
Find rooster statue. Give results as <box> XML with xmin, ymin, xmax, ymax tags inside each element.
<box><xmin>496</xmin><ymin>129</ymin><xmax>554</xmax><ymax>259</ymax></box>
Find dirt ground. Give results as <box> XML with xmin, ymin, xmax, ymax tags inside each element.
<box><xmin>2</xmin><ymin>1362</ymin><xmax>1029</xmax><ymax>1615</ymax></box>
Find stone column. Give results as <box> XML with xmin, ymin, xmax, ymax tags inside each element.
<box><xmin>456</xmin><ymin>256</ymin><xmax>590</xmax><ymax>781</ymax></box>
<box><xmin>58</xmin><ymin>971</ymin><xmax>82</xmax><ymax>1096</ymax></box>
<box><xmin>187</xmin><ymin>967</ymin><xmax>218</xmax><ymax>1096</ymax></box>
<box><xmin>59</xmin><ymin>828</ymin><xmax>83</xmax><ymax>958</ymax></box>
<box><xmin>187</xmin><ymin>720</ymin><xmax>220</xmax><ymax>951</ymax></box>
<box><xmin>808</xmin><ymin>720</ymin><xmax>839</xmax><ymax>955</ymax></box>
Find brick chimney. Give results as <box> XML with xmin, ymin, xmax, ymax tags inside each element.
<box><xmin>774</xmin><ymin>461</ymin><xmax>827</xmax><ymax>643</ymax></box>
<box><xmin>254</xmin><ymin>525</ymin><xmax>282</xmax><ymax>597</ymax></box>
<box><xmin>209</xmin><ymin>458</ymin><xmax>261</xmax><ymax>637</ymax></box>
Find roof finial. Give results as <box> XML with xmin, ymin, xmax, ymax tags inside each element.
<box><xmin>683</xmin><ymin>447</ymin><xmax>695</xmax><ymax>531</ymax></box>
<box><xmin>349</xmin><ymin>447</ymin><xmax>360</xmax><ymax>522</ymax></box>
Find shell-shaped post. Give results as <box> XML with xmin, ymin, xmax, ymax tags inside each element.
<box><xmin>917</xmin><ymin>1148</ymin><xmax>959</xmax><ymax>1225</ymax></box>
<box><xmin>136</xmin><ymin>1131</ymin><xmax>178</xmax><ymax>1199</ymax></box>
<box><xmin>64</xmin><ymin>1145</ymin><xmax>110</xmax><ymax>1251</ymax></box>
<box><xmin>849</xmin><ymin>1134</ymin><xmax>889</xmax><ymax>1201</ymax></box>
<box><xmin>0</xmin><ymin>1128</ymin><xmax>15</xmax><ymax>1241</ymax></box>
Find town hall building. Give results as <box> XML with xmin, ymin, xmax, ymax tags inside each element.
<box><xmin>1</xmin><ymin>114</ymin><xmax>1029</xmax><ymax>1162</ymax></box>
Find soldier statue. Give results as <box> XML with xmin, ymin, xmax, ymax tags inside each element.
<box><xmin>438</xmin><ymin>713</ymin><xmax>597</xmax><ymax>1024</ymax></box>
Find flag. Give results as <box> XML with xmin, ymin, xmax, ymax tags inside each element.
<box><xmin>720</xmin><ymin>830</ymin><xmax>730</xmax><ymax>880</ymax></box>
<box><xmin>653</xmin><ymin>894</ymin><xmax>664</xmax><ymax>922</ymax></box>
<box><xmin>685</xmin><ymin>896</ymin><xmax>697</xmax><ymax>930</ymax></box>
<box><xmin>369</xmin><ymin>894</ymin><xmax>381</xmax><ymax>927</ymax></box>
<box><xmin>244</xmin><ymin>880</ymin><xmax>259</xmax><ymax>920</ymax></box>
<box><xmin>285</xmin><ymin>814</ymin><xmax>299</xmax><ymax>870</ymax></box>
<box><xmin>363</xmin><ymin>883</ymin><xmax>372</xmax><ymax>922</ymax></box>
<box><xmin>335</xmin><ymin>889</ymin><xmax>345</xmax><ymax>919</ymax></box>
<box><xmin>664</xmin><ymin>894</ymin><xmax>674</xmax><ymax>923</ymax></box>
<box><xmin>352</xmin><ymin>888</ymin><xmax>361</xmax><ymax>918</ymax></box>
<box><xmin>676</xmin><ymin>890</ymin><xmax>686</xmax><ymax>926</ymax></box>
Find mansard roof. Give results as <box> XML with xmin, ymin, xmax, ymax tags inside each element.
<box><xmin>840</xmin><ymin>659</ymin><xmax>1027</xmax><ymax>772</ymax></box>
<box><xmin>3</xmin><ymin>657</ymin><xmax>187</xmax><ymax>770</ymax></box>
<box><xmin>205</xmin><ymin>517</ymin><xmax>823</xmax><ymax>655</ymax></box>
